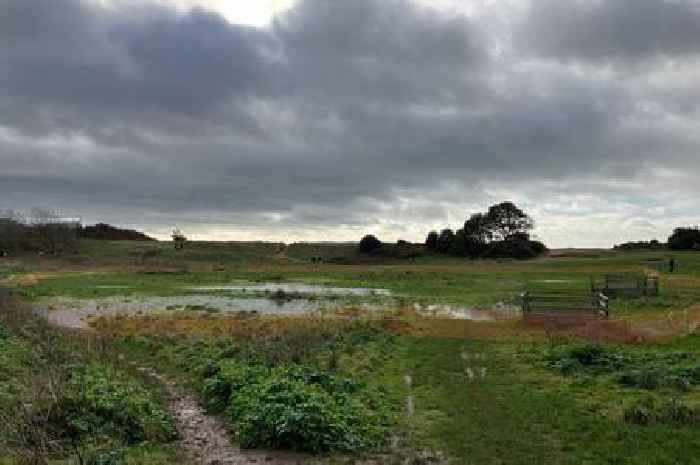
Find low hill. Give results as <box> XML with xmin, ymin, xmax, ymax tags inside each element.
<box><xmin>80</xmin><ymin>223</ymin><xmax>156</xmax><ymax>241</ymax></box>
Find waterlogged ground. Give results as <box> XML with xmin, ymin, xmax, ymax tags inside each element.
<box><xmin>186</xmin><ymin>282</ymin><xmax>392</xmax><ymax>296</ymax></box>
<box><xmin>40</xmin><ymin>295</ymin><xmax>520</xmax><ymax>331</ymax></box>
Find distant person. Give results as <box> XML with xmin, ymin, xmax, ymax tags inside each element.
<box><xmin>669</xmin><ymin>258</ymin><xmax>676</xmax><ymax>273</ymax></box>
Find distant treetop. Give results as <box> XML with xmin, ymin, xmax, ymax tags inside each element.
<box><xmin>668</xmin><ymin>227</ymin><xmax>700</xmax><ymax>251</ymax></box>
<box><xmin>425</xmin><ymin>201</ymin><xmax>546</xmax><ymax>259</ymax></box>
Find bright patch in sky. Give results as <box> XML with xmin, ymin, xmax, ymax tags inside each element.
<box><xmin>169</xmin><ymin>0</ymin><xmax>296</xmax><ymax>26</ymax></box>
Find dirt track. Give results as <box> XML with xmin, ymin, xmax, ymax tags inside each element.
<box><xmin>136</xmin><ymin>366</ymin><xmax>306</xmax><ymax>465</ymax></box>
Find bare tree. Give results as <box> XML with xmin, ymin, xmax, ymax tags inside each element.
<box><xmin>28</xmin><ymin>209</ymin><xmax>79</xmax><ymax>254</ymax></box>
<box><xmin>172</xmin><ymin>229</ymin><xmax>187</xmax><ymax>250</ymax></box>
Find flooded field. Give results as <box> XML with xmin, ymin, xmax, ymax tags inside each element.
<box><xmin>39</xmin><ymin>284</ymin><xmax>520</xmax><ymax>330</ymax></box>
<box><xmin>40</xmin><ymin>295</ymin><xmax>360</xmax><ymax>329</ymax></box>
<box><xmin>186</xmin><ymin>282</ymin><xmax>392</xmax><ymax>296</ymax></box>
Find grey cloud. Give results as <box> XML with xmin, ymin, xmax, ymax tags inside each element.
<box><xmin>0</xmin><ymin>0</ymin><xmax>699</xmax><ymax>247</ymax></box>
<box><xmin>273</xmin><ymin>0</ymin><xmax>486</xmax><ymax>105</ymax></box>
<box><xmin>0</xmin><ymin>0</ymin><xmax>272</xmax><ymax>138</ymax></box>
<box><xmin>517</xmin><ymin>0</ymin><xmax>700</xmax><ymax>64</ymax></box>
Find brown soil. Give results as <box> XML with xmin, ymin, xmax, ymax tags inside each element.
<box><xmin>523</xmin><ymin>306</ymin><xmax>700</xmax><ymax>344</ymax></box>
<box><xmin>0</xmin><ymin>273</ymin><xmax>46</xmax><ymax>286</ymax></box>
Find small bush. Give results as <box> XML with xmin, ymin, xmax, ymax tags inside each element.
<box><xmin>544</xmin><ymin>345</ymin><xmax>698</xmax><ymax>390</ymax></box>
<box><xmin>359</xmin><ymin>235</ymin><xmax>382</xmax><ymax>254</ymax></box>
<box><xmin>204</xmin><ymin>361</ymin><xmax>390</xmax><ymax>453</ymax></box>
<box><xmin>624</xmin><ymin>397</ymin><xmax>699</xmax><ymax>426</ymax></box>
<box><xmin>618</xmin><ymin>369</ymin><xmax>665</xmax><ymax>390</ymax></box>
<box><xmin>202</xmin><ymin>361</ymin><xmax>268</xmax><ymax>413</ymax></box>
<box><xmin>59</xmin><ymin>363</ymin><xmax>176</xmax><ymax>445</ymax></box>
<box><xmin>544</xmin><ymin>344</ymin><xmax>624</xmax><ymax>374</ymax></box>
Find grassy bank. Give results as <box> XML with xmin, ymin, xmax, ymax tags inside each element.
<box><xmin>0</xmin><ymin>297</ymin><xmax>183</xmax><ymax>465</ymax></box>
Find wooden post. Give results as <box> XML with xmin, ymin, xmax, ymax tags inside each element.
<box><xmin>599</xmin><ymin>293</ymin><xmax>609</xmax><ymax>317</ymax></box>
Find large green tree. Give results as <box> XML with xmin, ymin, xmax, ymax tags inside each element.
<box><xmin>485</xmin><ymin>202</ymin><xmax>534</xmax><ymax>241</ymax></box>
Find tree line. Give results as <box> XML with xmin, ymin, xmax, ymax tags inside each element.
<box><xmin>0</xmin><ymin>209</ymin><xmax>80</xmax><ymax>255</ymax></box>
<box><xmin>359</xmin><ymin>202</ymin><xmax>548</xmax><ymax>260</ymax></box>
<box><xmin>424</xmin><ymin>202</ymin><xmax>547</xmax><ymax>259</ymax></box>
<box><xmin>0</xmin><ymin>209</ymin><xmax>154</xmax><ymax>255</ymax></box>
<box><xmin>614</xmin><ymin>227</ymin><xmax>700</xmax><ymax>251</ymax></box>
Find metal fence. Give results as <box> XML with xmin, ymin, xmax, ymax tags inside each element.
<box><xmin>522</xmin><ymin>291</ymin><xmax>609</xmax><ymax>317</ymax></box>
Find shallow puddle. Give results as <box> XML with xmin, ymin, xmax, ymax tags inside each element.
<box><xmin>39</xmin><ymin>287</ymin><xmax>519</xmax><ymax>331</ymax></box>
<box><xmin>186</xmin><ymin>282</ymin><xmax>391</xmax><ymax>296</ymax></box>
<box><xmin>38</xmin><ymin>295</ymin><xmax>385</xmax><ymax>329</ymax></box>
<box><xmin>413</xmin><ymin>303</ymin><xmax>520</xmax><ymax>321</ymax></box>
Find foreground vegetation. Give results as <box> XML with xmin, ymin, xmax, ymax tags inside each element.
<box><xmin>0</xmin><ymin>298</ymin><xmax>182</xmax><ymax>464</ymax></box>
<box><xmin>89</xmin><ymin>311</ymin><xmax>700</xmax><ymax>465</ymax></box>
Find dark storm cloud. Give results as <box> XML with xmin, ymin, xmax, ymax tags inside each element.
<box><xmin>0</xmin><ymin>0</ymin><xmax>273</xmax><ymax>138</ymax></box>
<box><xmin>273</xmin><ymin>0</ymin><xmax>486</xmax><ymax>104</ymax></box>
<box><xmin>517</xmin><ymin>0</ymin><xmax>700</xmax><ymax>63</ymax></box>
<box><xmin>1</xmin><ymin>0</ymin><xmax>699</xmax><ymax>246</ymax></box>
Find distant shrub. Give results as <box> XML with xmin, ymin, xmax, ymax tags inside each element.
<box><xmin>425</xmin><ymin>231</ymin><xmax>439</xmax><ymax>250</ymax></box>
<box><xmin>436</xmin><ymin>229</ymin><xmax>455</xmax><ymax>253</ymax></box>
<box><xmin>624</xmin><ymin>397</ymin><xmax>699</xmax><ymax>426</ymax></box>
<box><xmin>614</xmin><ymin>240</ymin><xmax>665</xmax><ymax>250</ymax></box>
<box><xmin>358</xmin><ymin>235</ymin><xmax>382</xmax><ymax>254</ymax></box>
<box><xmin>370</xmin><ymin>243</ymin><xmax>423</xmax><ymax>260</ymax></box>
<box><xmin>668</xmin><ymin>227</ymin><xmax>700</xmax><ymax>250</ymax></box>
<box><xmin>481</xmin><ymin>238</ymin><xmax>547</xmax><ymax>259</ymax></box>
<box><xmin>544</xmin><ymin>344</ymin><xmax>622</xmax><ymax>374</ymax></box>
<box><xmin>618</xmin><ymin>369</ymin><xmax>666</xmax><ymax>390</ymax></box>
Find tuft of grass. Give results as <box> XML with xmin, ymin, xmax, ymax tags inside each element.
<box><xmin>624</xmin><ymin>397</ymin><xmax>700</xmax><ymax>426</ymax></box>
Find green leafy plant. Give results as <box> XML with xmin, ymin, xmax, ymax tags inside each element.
<box><xmin>203</xmin><ymin>361</ymin><xmax>390</xmax><ymax>453</ymax></box>
<box><xmin>61</xmin><ymin>363</ymin><xmax>177</xmax><ymax>445</ymax></box>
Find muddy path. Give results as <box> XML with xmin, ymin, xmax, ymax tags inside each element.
<box><xmin>44</xmin><ymin>308</ymin><xmax>307</xmax><ymax>465</ymax></box>
<box><xmin>136</xmin><ymin>366</ymin><xmax>306</xmax><ymax>465</ymax></box>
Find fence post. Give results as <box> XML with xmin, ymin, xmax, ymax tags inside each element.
<box><xmin>522</xmin><ymin>292</ymin><xmax>530</xmax><ymax>314</ymax></box>
<box><xmin>599</xmin><ymin>293</ymin><xmax>609</xmax><ymax>317</ymax></box>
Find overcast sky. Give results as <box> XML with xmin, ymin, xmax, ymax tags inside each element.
<box><xmin>2</xmin><ymin>0</ymin><xmax>699</xmax><ymax>247</ymax></box>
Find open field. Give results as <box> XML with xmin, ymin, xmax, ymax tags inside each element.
<box><xmin>2</xmin><ymin>241</ymin><xmax>700</xmax><ymax>464</ymax></box>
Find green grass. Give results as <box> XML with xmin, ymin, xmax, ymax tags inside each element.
<box><xmin>108</xmin><ymin>329</ymin><xmax>700</xmax><ymax>464</ymax></box>
<box><xmin>398</xmin><ymin>337</ymin><xmax>700</xmax><ymax>465</ymax></box>
<box><xmin>17</xmin><ymin>268</ymin><xmax>700</xmax><ymax>314</ymax></box>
